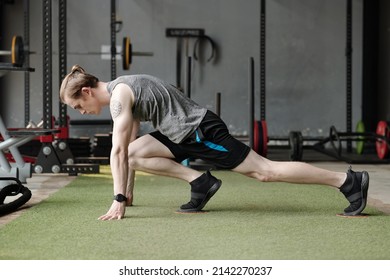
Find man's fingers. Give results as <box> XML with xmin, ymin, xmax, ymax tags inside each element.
<box><xmin>98</xmin><ymin>212</ymin><xmax>123</xmax><ymax>221</ymax></box>
<box><xmin>98</xmin><ymin>213</ymin><xmax>112</xmax><ymax>221</ymax></box>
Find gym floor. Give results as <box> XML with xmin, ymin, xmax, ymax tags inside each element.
<box><xmin>1</xmin><ymin>149</ymin><xmax>389</xmax><ymax>228</ymax></box>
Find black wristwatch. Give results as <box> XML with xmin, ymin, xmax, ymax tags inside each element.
<box><xmin>113</xmin><ymin>194</ymin><xmax>127</xmax><ymax>202</ymax></box>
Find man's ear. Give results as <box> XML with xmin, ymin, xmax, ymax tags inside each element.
<box><xmin>81</xmin><ymin>86</ymin><xmax>91</xmax><ymax>96</ymax></box>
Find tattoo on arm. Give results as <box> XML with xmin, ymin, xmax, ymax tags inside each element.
<box><xmin>110</xmin><ymin>100</ymin><xmax>122</xmax><ymax>119</ymax></box>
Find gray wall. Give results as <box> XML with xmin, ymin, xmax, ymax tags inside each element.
<box><xmin>378</xmin><ymin>0</ymin><xmax>390</xmax><ymax>121</ymax></box>
<box><xmin>1</xmin><ymin>0</ymin><xmax>363</xmax><ymax>139</ymax></box>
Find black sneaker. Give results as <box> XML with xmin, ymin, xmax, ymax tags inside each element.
<box><xmin>339</xmin><ymin>167</ymin><xmax>369</xmax><ymax>216</ymax></box>
<box><xmin>179</xmin><ymin>171</ymin><xmax>222</xmax><ymax>212</ymax></box>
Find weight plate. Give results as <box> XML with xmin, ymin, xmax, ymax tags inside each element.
<box><xmin>253</xmin><ymin>120</ymin><xmax>268</xmax><ymax>157</ymax></box>
<box><xmin>355</xmin><ymin>120</ymin><xmax>365</xmax><ymax>155</ymax></box>
<box><xmin>129</xmin><ymin>42</ymin><xmax>133</xmax><ymax>64</ymax></box>
<box><xmin>122</xmin><ymin>36</ymin><xmax>131</xmax><ymax>70</ymax></box>
<box><xmin>289</xmin><ymin>131</ymin><xmax>303</xmax><ymax>161</ymax></box>
<box><xmin>289</xmin><ymin>132</ymin><xmax>296</xmax><ymax>160</ymax></box>
<box><xmin>329</xmin><ymin>126</ymin><xmax>341</xmax><ymax>156</ymax></box>
<box><xmin>11</xmin><ymin>35</ymin><xmax>24</xmax><ymax>66</ymax></box>
<box><xmin>376</xmin><ymin>120</ymin><xmax>390</xmax><ymax>159</ymax></box>
<box><xmin>253</xmin><ymin>120</ymin><xmax>260</xmax><ymax>155</ymax></box>
<box><xmin>261</xmin><ymin>120</ymin><xmax>268</xmax><ymax>157</ymax></box>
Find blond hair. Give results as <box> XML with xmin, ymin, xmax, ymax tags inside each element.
<box><xmin>59</xmin><ymin>64</ymin><xmax>99</xmax><ymax>103</ymax></box>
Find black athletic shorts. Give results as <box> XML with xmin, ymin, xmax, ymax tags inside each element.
<box><xmin>150</xmin><ymin>110</ymin><xmax>251</xmax><ymax>169</ymax></box>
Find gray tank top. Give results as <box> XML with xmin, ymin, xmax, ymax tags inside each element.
<box><xmin>107</xmin><ymin>75</ymin><xmax>207</xmax><ymax>143</ymax></box>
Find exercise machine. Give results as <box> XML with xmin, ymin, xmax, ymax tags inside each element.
<box><xmin>0</xmin><ymin>115</ymin><xmax>59</xmax><ymax>215</ymax></box>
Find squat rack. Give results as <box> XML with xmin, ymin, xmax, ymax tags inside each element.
<box><xmin>27</xmin><ymin>0</ymin><xmax>98</xmax><ymax>175</ymax></box>
<box><xmin>0</xmin><ymin>0</ymin><xmax>57</xmax><ymax>215</ymax></box>
<box><xmin>254</xmin><ymin>0</ymin><xmax>390</xmax><ymax>163</ymax></box>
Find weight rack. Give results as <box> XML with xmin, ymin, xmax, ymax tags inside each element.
<box><xmin>250</xmin><ymin>0</ymin><xmax>390</xmax><ymax>164</ymax></box>
<box><xmin>32</xmin><ymin>0</ymin><xmax>99</xmax><ymax>175</ymax></box>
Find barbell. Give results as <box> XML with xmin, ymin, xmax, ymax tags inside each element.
<box><xmin>0</xmin><ymin>35</ymin><xmax>153</xmax><ymax>70</ymax></box>
<box><xmin>0</xmin><ymin>36</ymin><xmax>24</xmax><ymax>66</ymax></box>
<box><xmin>323</xmin><ymin>120</ymin><xmax>390</xmax><ymax>160</ymax></box>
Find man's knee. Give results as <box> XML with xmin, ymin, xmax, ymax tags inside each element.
<box><xmin>127</xmin><ymin>147</ymin><xmax>141</xmax><ymax>169</ymax></box>
<box><xmin>128</xmin><ymin>156</ymin><xmax>138</xmax><ymax>169</ymax></box>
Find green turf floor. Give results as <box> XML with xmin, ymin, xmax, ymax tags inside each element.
<box><xmin>0</xmin><ymin>166</ymin><xmax>389</xmax><ymax>260</ymax></box>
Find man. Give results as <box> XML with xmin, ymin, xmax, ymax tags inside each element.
<box><xmin>60</xmin><ymin>65</ymin><xmax>369</xmax><ymax>221</ymax></box>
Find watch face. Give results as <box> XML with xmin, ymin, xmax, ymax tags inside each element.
<box><xmin>115</xmin><ymin>194</ymin><xmax>127</xmax><ymax>202</ymax></box>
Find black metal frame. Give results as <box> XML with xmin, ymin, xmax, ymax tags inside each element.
<box><xmin>249</xmin><ymin>57</ymin><xmax>254</xmax><ymax>149</ymax></box>
<box><xmin>260</xmin><ymin>0</ymin><xmax>266</xmax><ymax>122</ymax></box>
<box><xmin>346</xmin><ymin>0</ymin><xmax>353</xmax><ymax>153</ymax></box>
<box><xmin>42</xmin><ymin>0</ymin><xmax>52</xmax><ymax>131</ymax></box>
<box><xmin>23</xmin><ymin>0</ymin><xmax>30</xmax><ymax>126</ymax></box>
<box><xmin>110</xmin><ymin>0</ymin><xmax>116</xmax><ymax>79</ymax></box>
<box><xmin>58</xmin><ymin>0</ymin><xmax>67</xmax><ymax>128</ymax></box>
